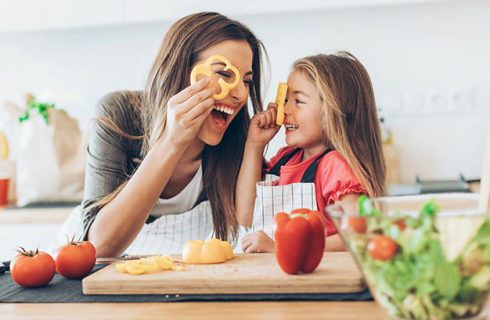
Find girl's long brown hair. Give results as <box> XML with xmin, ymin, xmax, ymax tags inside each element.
<box><xmin>90</xmin><ymin>12</ymin><xmax>266</xmax><ymax>241</ymax></box>
<box><xmin>292</xmin><ymin>52</ymin><xmax>386</xmax><ymax>197</ymax></box>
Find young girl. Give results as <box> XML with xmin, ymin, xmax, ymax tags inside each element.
<box><xmin>236</xmin><ymin>52</ymin><xmax>386</xmax><ymax>253</ymax></box>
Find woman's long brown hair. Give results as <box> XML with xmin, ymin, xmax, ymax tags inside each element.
<box><xmin>90</xmin><ymin>12</ymin><xmax>266</xmax><ymax>241</ymax></box>
<box><xmin>292</xmin><ymin>52</ymin><xmax>386</xmax><ymax>197</ymax></box>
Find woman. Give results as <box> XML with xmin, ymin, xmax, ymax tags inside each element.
<box><xmin>80</xmin><ymin>12</ymin><xmax>266</xmax><ymax>257</ymax></box>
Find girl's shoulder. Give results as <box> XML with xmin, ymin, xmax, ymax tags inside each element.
<box><xmin>318</xmin><ymin>150</ymin><xmax>357</xmax><ymax>180</ymax></box>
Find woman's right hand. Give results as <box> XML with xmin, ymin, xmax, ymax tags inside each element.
<box><xmin>163</xmin><ymin>77</ymin><xmax>215</xmax><ymax>148</ymax></box>
<box><xmin>247</xmin><ymin>102</ymin><xmax>281</xmax><ymax>147</ymax></box>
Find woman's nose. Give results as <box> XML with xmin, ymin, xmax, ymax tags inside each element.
<box><xmin>229</xmin><ymin>81</ymin><xmax>248</xmax><ymax>103</ymax></box>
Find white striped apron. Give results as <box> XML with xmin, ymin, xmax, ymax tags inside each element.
<box><xmin>239</xmin><ymin>148</ymin><xmax>332</xmax><ymax>246</ymax></box>
<box><xmin>124</xmin><ymin>200</ymin><xmax>213</xmax><ymax>255</ymax></box>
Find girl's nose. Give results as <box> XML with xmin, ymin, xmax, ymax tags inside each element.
<box><xmin>283</xmin><ymin>98</ymin><xmax>292</xmax><ymax>115</ymax></box>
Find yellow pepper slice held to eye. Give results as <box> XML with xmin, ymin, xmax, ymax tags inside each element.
<box><xmin>275</xmin><ymin>83</ymin><xmax>288</xmax><ymax>126</ymax></box>
<box><xmin>190</xmin><ymin>55</ymin><xmax>241</xmax><ymax>100</ymax></box>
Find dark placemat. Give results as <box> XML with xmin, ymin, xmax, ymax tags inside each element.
<box><xmin>0</xmin><ymin>265</ymin><xmax>372</xmax><ymax>303</ymax></box>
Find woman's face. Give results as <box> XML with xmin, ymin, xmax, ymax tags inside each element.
<box><xmin>194</xmin><ymin>40</ymin><xmax>253</xmax><ymax>146</ymax></box>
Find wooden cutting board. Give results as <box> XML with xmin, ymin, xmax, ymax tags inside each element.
<box><xmin>82</xmin><ymin>252</ymin><xmax>365</xmax><ymax>295</ymax></box>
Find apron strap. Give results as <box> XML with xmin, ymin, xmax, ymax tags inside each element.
<box><xmin>193</xmin><ymin>147</ymin><xmax>209</xmax><ymax>207</ymax></box>
<box><xmin>268</xmin><ymin>148</ymin><xmax>302</xmax><ymax>176</ymax></box>
<box><xmin>300</xmin><ymin>148</ymin><xmax>333</xmax><ymax>183</ymax></box>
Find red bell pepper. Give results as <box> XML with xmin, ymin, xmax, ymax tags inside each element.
<box><xmin>274</xmin><ymin>208</ymin><xmax>326</xmax><ymax>274</ymax></box>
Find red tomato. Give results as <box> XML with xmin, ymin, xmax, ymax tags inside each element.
<box><xmin>393</xmin><ymin>219</ymin><xmax>406</xmax><ymax>231</ymax></box>
<box><xmin>56</xmin><ymin>241</ymin><xmax>96</xmax><ymax>279</ymax></box>
<box><xmin>344</xmin><ymin>216</ymin><xmax>367</xmax><ymax>233</ymax></box>
<box><xmin>368</xmin><ymin>235</ymin><xmax>398</xmax><ymax>261</ymax></box>
<box><xmin>10</xmin><ymin>248</ymin><xmax>56</xmax><ymax>288</ymax></box>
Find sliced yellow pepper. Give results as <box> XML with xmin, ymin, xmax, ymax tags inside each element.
<box><xmin>182</xmin><ymin>238</ymin><xmax>234</xmax><ymax>264</ymax></box>
<box><xmin>190</xmin><ymin>55</ymin><xmax>240</xmax><ymax>100</ymax></box>
<box><xmin>115</xmin><ymin>255</ymin><xmax>178</xmax><ymax>275</ymax></box>
<box><xmin>275</xmin><ymin>83</ymin><xmax>288</xmax><ymax>126</ymax></box>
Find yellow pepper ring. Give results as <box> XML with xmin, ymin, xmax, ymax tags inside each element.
<box><xmin>190</xmin><ymin>55</ymin><xmax>241</xmax><ymax>100</ymax></box>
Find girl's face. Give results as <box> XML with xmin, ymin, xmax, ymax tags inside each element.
<box><xmin>194</xmin><ymin>40</ymin><xmax>253</xmax><ymax>146</ymax></box>
<box><xmin>284</xmin><ymin>70</ymin><xmax>326</xmax><ymax>151</ymax></box>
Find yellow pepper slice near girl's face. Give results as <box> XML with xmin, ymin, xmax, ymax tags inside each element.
<box><xmin>190</xmin><ymin>55</ymin><xmax>241</xmax><ymax>100</ymax></box>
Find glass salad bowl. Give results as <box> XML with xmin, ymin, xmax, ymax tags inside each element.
<box><xmin>327</xmin><ymin>193</ymin><xmax>490</xmax><ymax>320</ymax></box>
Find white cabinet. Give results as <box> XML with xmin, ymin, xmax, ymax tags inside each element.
<box><xmin>0</xmin><ymin>0</ymin><xmax>456</xmax><ymax>33</ymax></box>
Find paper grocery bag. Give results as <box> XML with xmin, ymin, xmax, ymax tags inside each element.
<box><xmin>16</xmin><ymin>108</ymin><xmax>85</xmax><ymax>205</ymax></box>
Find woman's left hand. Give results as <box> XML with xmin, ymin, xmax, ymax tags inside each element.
<box><xmin>241</xmin><ymin>231</ymin><xmax>275</xmax><ymax>253</ymax></box>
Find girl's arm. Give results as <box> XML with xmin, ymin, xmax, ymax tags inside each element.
<box><xmin>88</xmin><ymin>78</ymin><xmax>214</xmax><ymax>257</ymax></box>
<box><xmin>236</xmin><ymin>103</ymin><xmax>280</xmax><ymax>227</ymax></box>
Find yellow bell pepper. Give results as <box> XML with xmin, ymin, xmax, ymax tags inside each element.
<box><xmin>190</xmin><ymin>55</ymin><xmax>240</xmax><ymax>100</ymax></box>
<box><xmin>182</xmin><ymin>238</ymin><xmax>234</xmax><ymax>264</ymax></box>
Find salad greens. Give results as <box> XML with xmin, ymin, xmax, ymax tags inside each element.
<box><xmin>343</xmin><ymin>196</ymin><xmax>490</xmax><ymax>319</ymax></box>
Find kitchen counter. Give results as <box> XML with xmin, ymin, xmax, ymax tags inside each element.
<box><xmin>0</xmin><ymin>301</ymin><xmax>388</xmax><ymax>319</ymax></box>
<box><xmin>0</xmin><ymin>205</ymin><xmax>74</xmax><ymax>224</ymax></box>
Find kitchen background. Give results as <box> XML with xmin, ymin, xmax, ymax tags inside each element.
<box><xmin>0</xmin><ymin>0</ymin><xmax>489</xmax><ymax>259</ymax></box>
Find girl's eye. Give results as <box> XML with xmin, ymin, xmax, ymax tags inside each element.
<box><xmin>295</xmin><ymin>99</ymin><xmax>305</xmax><ymax>104</ymax></box>
<box><xmin>244</xmin><ymin>79</ymin><xmax>253</xmax><ymax>86</ymax></box>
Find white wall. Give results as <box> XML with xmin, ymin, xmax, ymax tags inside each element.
<box><xmin>0</xmin><ymin>0</ymin><xmax>488</xmax><ymax>183</ymax></box>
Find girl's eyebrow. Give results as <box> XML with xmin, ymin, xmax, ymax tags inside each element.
<box><xmin>292</xmin><ymin>90</ymin><xmax>310</xmax><ymax>98</ymax></box>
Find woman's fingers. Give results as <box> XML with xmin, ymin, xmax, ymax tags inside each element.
<box><xmin>183</xmin><ymin>96</ymin><xmax>214</xmax><ymax>122</ymax></box>
<box><xmin>171</xmin><ymin>77</ymin><xmax>211</xmax><ymax>104</ymax></box>
<box><xmin>177</xmin><ymin>87</ymin><xmax>215</xmax><ymax>114</ymax></box>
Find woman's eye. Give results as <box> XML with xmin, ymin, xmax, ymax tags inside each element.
<box><xmin>295</xmin><ymin>99</ymin><xmax>305</xmax><ymax>104</ymax></box>
<box><xmin>217</xmin><ymin>71</ymin><xmax>231</xmax><ymax>78</ymax></box>
<box><xmin>244</xmin><ymin>79</ymin><xmax>253</xmax><ymax>86</ymax></box>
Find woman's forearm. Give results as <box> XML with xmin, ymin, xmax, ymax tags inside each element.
<box><xmin>88</xmin><ymin>138</ymin><xmax>186</xmax><ymax>257</ymax></box>
<box><xmin>236</xmin><ymin>142</ymin><xmax>265</xmax><ymax>227</ymax></box>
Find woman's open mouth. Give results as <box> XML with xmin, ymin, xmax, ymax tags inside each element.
<box><xmin>210</xmin><ymin>104</ymin><xmax>235</xmax><ymax>128</ymax></box>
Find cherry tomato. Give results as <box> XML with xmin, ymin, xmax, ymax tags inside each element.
<box><xmin>343</xmin><ymin>216</ymin><xmax>367</xmax><ymax>233</ymax></box>
<box><xmin>393</xmin><ymin>219</ymin><xmax>406</xmax><ymax>231</ymax></box>
<box><xmin>368</xmin><ymin>235</ymin><xmax>398</xmax><ymax>261</ymax></box>
<box><xmin>56</xmin><ymin>240</ymin><xmax>96</xmax><ymax>279</ymax></box>
<box><xmin>10</xmin><ymin>248</ymin><xmax>56</xmax><ymax>288</ymax></box>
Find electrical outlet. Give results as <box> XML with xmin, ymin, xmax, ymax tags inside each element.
<box><xmin>426</xmin><ymin>90</ymin><xmax>446</xmax><ymax>114</ymax></box>
<box><xmin>448</xmin><ymin>87</ymin><xmax>474</xmax><ymax>113</ymax></box>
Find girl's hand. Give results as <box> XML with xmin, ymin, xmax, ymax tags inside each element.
<box><xmin>241</xmin><ymin>231</ymin><xmax>275</xmax><ymax>253</ymax></box>
<box><xmin>247</xmin><ymin>102</ymin><xmax>281</xmax><ymax>147</ymax></box>
<box><xmin>163</xmin><ymin>77</ymin><xmax>214</xmax><ymax>148</ymax></box>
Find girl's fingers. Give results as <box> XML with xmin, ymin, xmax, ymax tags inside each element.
<box><xmin>244</xmin><ymin>243</ymin><xmax>257</xmax><ymax>253</ymax></box>
<box><xmin>171</xmin><ymin>77</ymin><xmax>211</xmax><ymax>104</ymax></box>
<box><xmin>264</xmin><ymin>109</ymin><xmax>276</xmax><ymax>129</ymax></box>
<box><xmin>267</xmin><ymin>102</ymin><xmax>278</xmax><ymax>111</ymax></box>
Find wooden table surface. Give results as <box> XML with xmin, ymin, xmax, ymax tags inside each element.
<box><xmin>0</xmin><ymin>301</ymin><xmax>388</xmax><ymax>320</ymax></box>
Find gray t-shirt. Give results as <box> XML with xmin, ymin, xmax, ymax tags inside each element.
<box><xmin>81</xmin><ymin>90</ymin><xmax>144</xmax><ymax>239</ymax></box>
